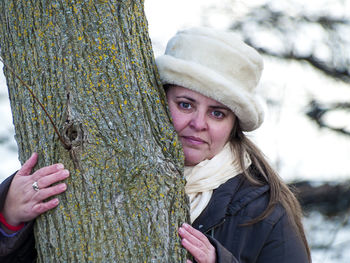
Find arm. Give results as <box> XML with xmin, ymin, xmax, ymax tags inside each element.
<box><xmin>0</xmin><ymin>171</ymin><xmax>35</xmax><ymax>259</ymax></box>
<box><xmin>256</xmin><ymin>213</ymin><xmax>310</xmax><ymax>263</ymax></box>
<box><xmin>0</xmin><ymin>153</ymin><xmax>69</xmax><ymax>258</ymax></box>
<box><xmin>178</xmin><ymin>223</ymin><xmax>241</xmax><ymax>263</ymax></box>
<box><xmin>178</xmin><ymin>223</ymin><xmax>216</xmax><ymax>263</ymax></box>
<box><xmin>206</xmin><ymin>235</ymin><xmax>239</xmax><ymax>263</ymax></box>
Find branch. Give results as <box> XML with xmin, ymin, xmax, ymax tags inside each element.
<box><xmin>244</xmin><ymin>39</ymin><xmax>350</xmax><ymax>83</ymax></box>
<box><xmin>305</xmin><ymin>100</ymin><xmax>350</xmax><ymax>136</ymax></box>
<box><xmin>0</xmin><ymin>57</ymin><xmax>72</xmax><ymax>150</ymax></box>
<box><xmin>231</xmin><ymin>4</ymin><xmax>350</xmax><ymax>83</ymax></box>
<box><xmin>291</xmin><ymin>180</ymin><xmax>350</xmax><ymax>216</ymax></box>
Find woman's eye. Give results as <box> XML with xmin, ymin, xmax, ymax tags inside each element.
<box><xmin>212</xmin><ymin>110</ymin><xmax>225</xmax><ymax>119</ymax></box>
<box><xmin>179</xmin><ymin>102</ymin><xmax>192</xmax><ymax>109</ymax></box>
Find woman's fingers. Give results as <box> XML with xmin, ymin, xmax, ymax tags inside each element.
<box><xmin>15</xmin><ymin>182</ymin><xmax>67</xmax><ymax>223</ymax></box>
<box><xmin>17</xmin><ymin>152</ymin><xmax>38</xmax><ymax>176</ymax></box>
<box><xmin>34</xmin><ymin>183</ymin><xmax>67</xmax><ymax>202</ymax></box>
<box><xmin>16</xmin><ymin>152</ymin><xmax>66</xmax><ymax>184</ymax></box>
<box><xmin>2</xmin><ymin>153</ymin><xmax>69</xmax><ymax>226</ymax></box>
<box><xmin>181</xmin><ymin>237</ymin><xmax>201</xmax><ymax>256</ymax></box>
<box><xmin>31</xmin><ymin>163</ymin><xmax>65</xmax><ymax>182</ymax></box>
<box><xmin>32</xmin><ymin>198</ymin><xmax>60</xmax><ymax>215</ymax></box>
<box><xmin>179</xmin><ymin>223</ymin><xmax>216</xmax><ymax>263</ymax></box>
<box><xmin>179</xmin><ymin>228</ymin><xmax>202</xmax><ymax>249</ymax></box>
<box><xmin>36</xmin><ymin>169</ymin><xmax>69</xmax><ymax>189</ymax></box>
<box><xmin>182</xmin><ymin>238</ymin><xmax>214</xmax><ymax>263</ymax></box>
<box><xmin>179</xmin><ymin>223</ymin><xmax>212</xmax><ymax>249</ymax></box>
<box><xmin>11</xmin><ymin>183</ymin><xmax>67</xmax><ymax>223</ymax></box>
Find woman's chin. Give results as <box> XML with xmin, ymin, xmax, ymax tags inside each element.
<box><xmin>183</xmin><ymin>149</ymin><xmax>206</xmax><ymax>166</ymax></box>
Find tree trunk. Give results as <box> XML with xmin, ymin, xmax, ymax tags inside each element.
<box><xmin>0</xmin><ymin>0</ymin><xmax>188</xmax><ymax>262</ymax></box>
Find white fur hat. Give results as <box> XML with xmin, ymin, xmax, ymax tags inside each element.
<box><xmin>156</xmin><ymin>27</ymin><xmax>264</xmax><ymax>131</ymax></box>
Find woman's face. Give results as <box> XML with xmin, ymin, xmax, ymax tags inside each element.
<box><xmin>166</xmin><ymin>86</ymin><xmax>236</xmax><ymax>166</ymax></box>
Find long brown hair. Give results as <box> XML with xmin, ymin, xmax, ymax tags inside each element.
<box><xmin>230</xmin><ymin>121</ymin><xmax>311</xmax><ymax>261</ymax></box>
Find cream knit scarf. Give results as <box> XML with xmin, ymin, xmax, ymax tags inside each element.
<box><xmin>185</xmin><ymin>143</ymin><xmax>251</xmax><ymax>223</ymax></box>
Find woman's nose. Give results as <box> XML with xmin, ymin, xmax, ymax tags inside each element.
<box><xmin>189</xmin><ymin>112</ymin><xmax>208</xmax><ymax>131</ymax></box>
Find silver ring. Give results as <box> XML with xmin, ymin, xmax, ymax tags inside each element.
<box><xmin>32</xmin><ymin>181</ymin><xmax>40</xmax><ymax>192</ymax></box>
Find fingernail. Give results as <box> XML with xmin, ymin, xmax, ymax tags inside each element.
<box><xmin>183</xmin><ymin>223</ymin><xmax>190</xmax><ymax>229</ymax></box>
<box><xmin>62</xmin><ymin>169</ymin><xmax>70</xmax><ymax>177</ymax></box>
<box><xmin>56</xmin><ymin>163</ymin><xmax>64</xmax><ymax>169</ymax></box>
<box><xmin>178</xmin><ymin>227</ymin><xmax>184</xmax><ymax>234</ymax></box>
<box><xmin>60</xmin><ymin>183</ymin><xmax>67</xmax><ymax>191</ymax></box>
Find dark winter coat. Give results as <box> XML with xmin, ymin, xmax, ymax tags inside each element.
<box><xmin>0</xmin><ymin>174</ymin><xmax>36</xmax><ymax>263</ymax></box>
<box><xmin>0</xmin><ymin>167</ymin><xmax>310</xmax><ymax>263</ymax></box>
<box><xmin>193</xmin><ymin>170</ymin><xmax>310</xmax><ymax>262</ymax></box>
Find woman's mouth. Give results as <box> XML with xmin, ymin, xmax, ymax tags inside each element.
<box><xmin>181</xmin><ymin>136</ymin><xmax>206</xmax><ymax>145</ymax></box>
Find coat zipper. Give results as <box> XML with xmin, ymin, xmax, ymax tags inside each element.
<box><xmin>205</xmin><ymin>218</ymin><xmax>226</xmax><ymax>238</ymax></box>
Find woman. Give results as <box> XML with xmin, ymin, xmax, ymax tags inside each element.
<box><xmin>0</xmin><ymin>27</ymin><xmax>311</xmax><ymax>262</ymax></box>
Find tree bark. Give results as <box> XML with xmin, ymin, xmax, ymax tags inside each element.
<box><xmin>0</xmin><ymin>0</ymin><xmax>188</xmax><ymax>262</ymax></box>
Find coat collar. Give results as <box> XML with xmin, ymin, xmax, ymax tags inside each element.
<box><xmin>192</xmin><ymin>172</ymin><xmax>270</xmax><ymax>234</ymax></box>
<box><xmin>192</xmin><ymin>174</ymin><xmax>243</xmax><ymax>233</ymax></box>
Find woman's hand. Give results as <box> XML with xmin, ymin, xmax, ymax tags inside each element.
<box><xmin>178</xmin><ymin>223</ymin><xmax>216</xmax><ymax>263</ymax></box>
<box><xmin>1</xmin><ymin>153</ymin><xmax>69</xmax><ymax>227</ymax></box>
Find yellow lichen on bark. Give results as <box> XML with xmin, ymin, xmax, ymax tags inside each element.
<box><xmin>0</xmin><ymin>0</ymin><xmax>188</xmax><ymax>262</ymax></box>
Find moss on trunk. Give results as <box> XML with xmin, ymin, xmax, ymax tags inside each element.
<box><xmin>0</xmin><ymin>0</ymin><xmax>188</xmax><ymax>261</ymax></box>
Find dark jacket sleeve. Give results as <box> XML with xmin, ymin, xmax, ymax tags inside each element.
<box><xmin>0</xmin><ymin>173</ymin><xmax>37</xmax><ymax>262</ymax></box>
<box><xmin>207</xmin><ymin>235</ymin><xmax>239</xmax><ymax>263</ymax></box>
<box><xmin>256</xmin><ymin>212</ymin><xmax>310</xmax><ymax>263</ymax></box>
<box><xmin>207</xmin><ymin>212</ymin><xmax>310</xmax><ymax>263</ymax></box>
<box><xmin>194</xmin><ymin>174</ymin><xmax>310</xmax><ymax>263</ymax></box>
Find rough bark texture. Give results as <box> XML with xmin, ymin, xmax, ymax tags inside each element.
<box><xmin>0</xmin><ymin>0</ymin><xmax>189</xmax><ymax>262</ymax></box>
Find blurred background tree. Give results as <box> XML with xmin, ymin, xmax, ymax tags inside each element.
<box><xmin>202</xmin><ymin>1</ymin><xmax>350</xmax><ymax>261</ymax></box>
<box><xmin>228</xmin><ymin>1</ymin><xmax>350</xmax><ymax>136</ymax></box>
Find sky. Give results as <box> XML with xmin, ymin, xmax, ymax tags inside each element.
<box><xmin>1</xmin><ymin>0</ymin><xmax>350</xmax><ymax>182</ymax></box>
<box><xmin>0</xmin><ymin>64</ymin><xmax>19</xmax><ymax>180</ymax></box>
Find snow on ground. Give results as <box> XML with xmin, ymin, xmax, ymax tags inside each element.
<box><xmin>304</xmin><ymin>211</ymin><xmax>350</xmax><ymax>263</ymax></box>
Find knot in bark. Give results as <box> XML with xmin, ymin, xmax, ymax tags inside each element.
<box><xmin>62</xmin><ymin>121</ymin><xmax>84</xmax><ymax>149</ymax></box>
